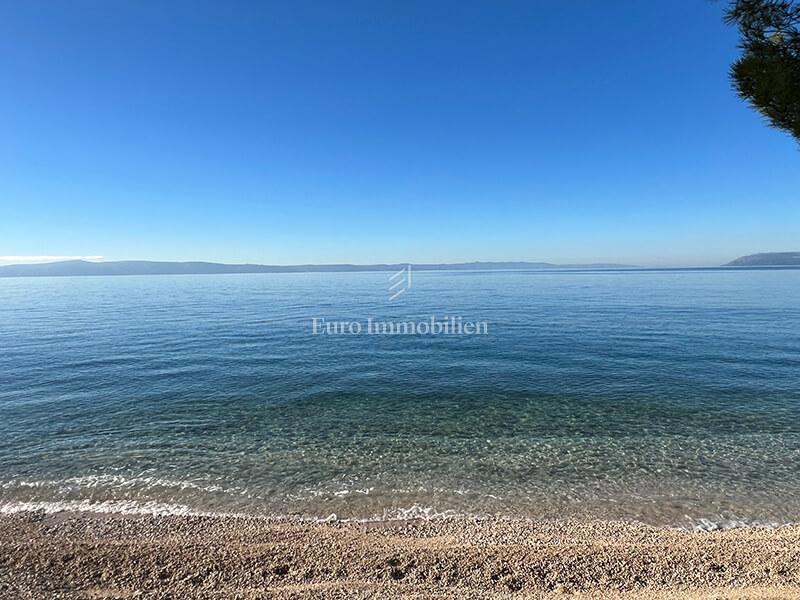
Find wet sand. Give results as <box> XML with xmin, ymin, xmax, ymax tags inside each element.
<box><xmin>2</xmin><ymin>512</ymin><xmax>800</xmax><ymax>599</ymax></box>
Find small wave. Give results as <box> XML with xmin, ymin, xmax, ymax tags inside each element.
<box><xmin>1</xmin><ymin>475</ymin><xmax>239</xmax><ymax>495</ymax></box>
<box><xmin>675</xmin><ymin>516</ymin><xmax>787</xmax><ymax>532</ymax></box>
<box><xmin>0</xmin><ymin>499</ymin><xmax>238</xmax><ymax>517</ymax></box>
<box><xmin>3</xmin><ymin>501</ymin><xmax>793</xmax><ymax>531</ymax></box>
<box><xmin>314</xmin><ymin>504</ymin><xmax>491</xmax><ymax>523</ymax></box>
<box><xmin>377</xmin><ymin>504</ymin><xmax>466</xmax><ymax>521</ymax></box>
<box><xmin>0</xmin><ymin>499</ymin><xmax>476</xmax><ymax>523</ymax></box>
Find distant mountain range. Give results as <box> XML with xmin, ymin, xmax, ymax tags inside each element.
<box><xmin>0</xmin><ymin>259</ymin><xmax>632</xmax><ymax>278</ymax></box>
<box><xmin>726</xmin><ymin>252</ymin><xmax>800</xmax><ymax>267</ymax></box>
<box><xmin>2</xmin><ymin>254</ymin><xmax>796</xmax><ymax>277</ymax></box>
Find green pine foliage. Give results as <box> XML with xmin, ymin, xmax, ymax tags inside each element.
<box><xmin>725</xmin><ymin>0</ymin><xmax>800</xmax><ymax>141</ymax></box>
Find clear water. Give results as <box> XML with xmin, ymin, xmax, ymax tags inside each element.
<box><xmin>1</xmin><ymin>269</ymin><xmax>799</xmax><ymax>528</ymax></box>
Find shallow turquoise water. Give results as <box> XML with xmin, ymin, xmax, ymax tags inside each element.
<box><xmin>1</xmin><ymin>268</ymin><xmax>799</xmax><ymax>528</ymax></box>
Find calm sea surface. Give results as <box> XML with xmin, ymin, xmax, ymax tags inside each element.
<box><xmin>1</xmin><ymin>269</ymin><xmax>799</xmax><ymax>529</ymax></box>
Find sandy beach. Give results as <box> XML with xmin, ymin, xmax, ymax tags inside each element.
<box><xmin>2</xmin><ymin>512</ymin><xmax>800</xmax><ymax>599</ymax></box>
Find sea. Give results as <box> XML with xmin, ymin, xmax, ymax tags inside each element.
<box><xmin>1</xmin><ymin>267</ymin><xmax>799</xmax><ymax>530</ymax></box>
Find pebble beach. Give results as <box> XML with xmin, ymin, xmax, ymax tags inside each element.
<box><xmin>3</xmin><ymin>512</ymin><xmax>800</xmax><ymax>599</ymax></box>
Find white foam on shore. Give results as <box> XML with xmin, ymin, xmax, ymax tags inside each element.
<box><xmin>1</xmin><ymin>475</ymin><xmax>236</xmax><ymax>495</ymax></box>
<box><xmin>1</xmin><ymin>477</ymin><xmax>795</xmax><ymax>531</ymax></box>
<box><xmin>0</xmin><ymin>500</ymin><xmax>247</xmax><ymax>518</ymax></box>
<box><xmin>0</xmin><ymin>499</ymin><xmax>477</xmax><ymax>523</ymax></box>
<box><xmin>312</xmin><ymin>504</ymin><xmax>470</xmax><ymax>523</ymax></box>
<box><xmin>1</xmin><ymin>500</ymin><xmax>796</xmax><ymax>532</ymax></box>
<box><xmin>0</xmin><ymin>501</ymin><xmax>463</xmax><ymax>523</ymax></box>
<box><xmin>677</xmin><ymin>516</ymin><xmax>787</xmax><ymax>532</ymax></box>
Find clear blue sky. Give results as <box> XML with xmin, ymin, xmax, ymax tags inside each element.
<box><xmin>1</xmin><ymin>1</ymin><xmax>798</xmax><ymax>267</ymax></box>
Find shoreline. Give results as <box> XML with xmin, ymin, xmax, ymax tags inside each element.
<box><xmin>3</xmin><ymin>512</ymin><xmax>800</xmax><ymax>599</ymax></box>
<box><xmin>1</xmin><ymin>499</ymin><xmax>790</xmax><ymax>532</ymax></box>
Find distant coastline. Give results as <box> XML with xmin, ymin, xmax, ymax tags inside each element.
<box><xmin>0</xmin><ymin>259</ymin><xmax>633</xmax><ymax>278</ymax></box>
<box><xmin>1</xmin><ymin>253</ymin><xmax>799</xmax><ymax>277</ymax></box>
<box><xmin>725</xmin><ymin>252</ymin><xmax>800</xmax><ymax>267</ymax></box>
